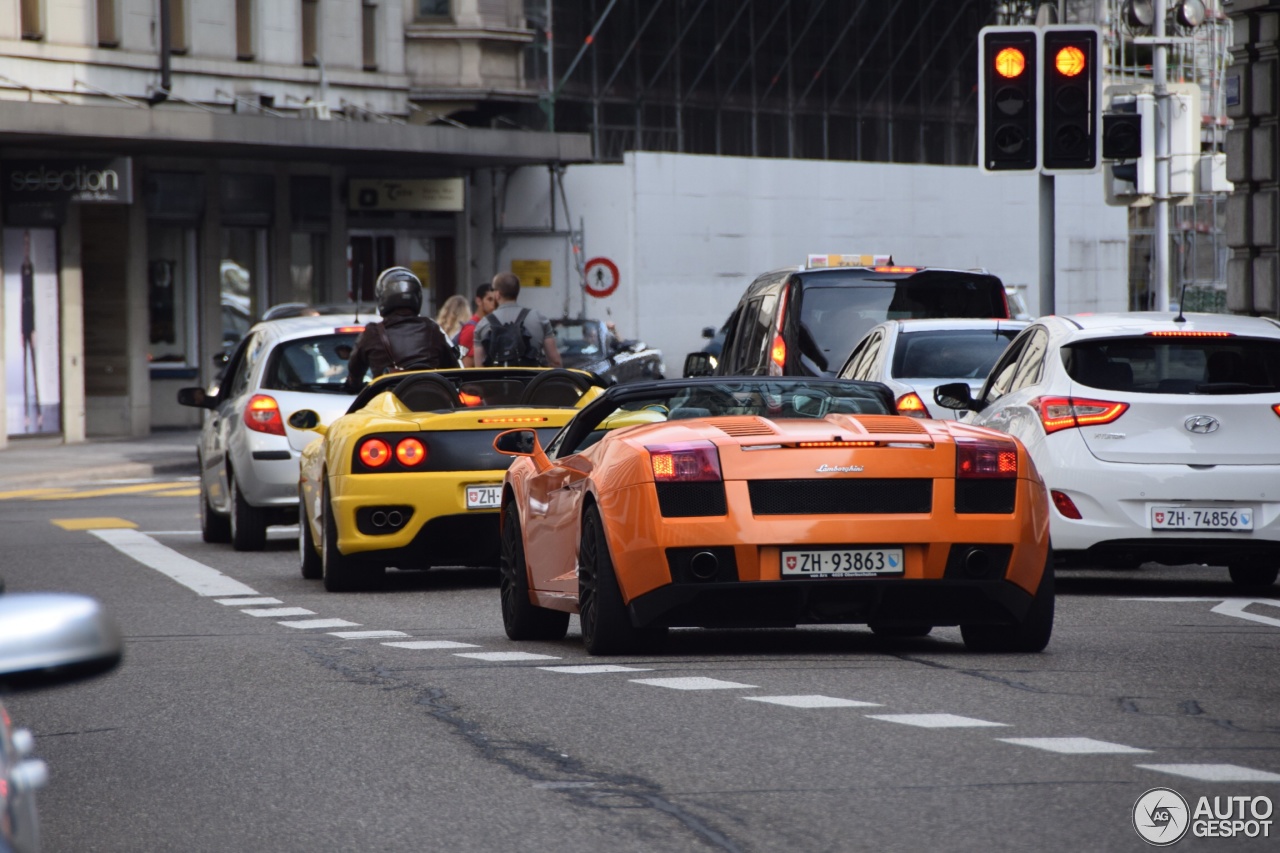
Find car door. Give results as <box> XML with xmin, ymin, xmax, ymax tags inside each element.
<box><xmin>522</xmin><ymin>451</ymin><xmax>593</xmax><ymax>601</ymax></box>
<box><xmin>211</xmin><ymin>330</ymin><xmax>266</xmax><ymax>506</ymax></box>
<box><xmin>200</xmin><ymin>334</ymin><xmax>253</xmax><ymax>509</ymax></box>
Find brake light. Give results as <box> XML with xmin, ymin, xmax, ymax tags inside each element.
<box><xmin>1273</xmin><ymin>404</ymin><xmax>1280</xmax><ymax>418</ymax></box>
<box><xmin>955</xmin><ymin>436</ymin><xmax>1017</xmax><ymax>479</ymax></box>
<box><xmin>479</xmin><ymin>416</ymin><xmax>548</xmax><ymax>424</ymax></box>
<box><xmin>1051</xmin><ymin>490</ymin><xmax>1082</xmax><ymax>519</ymax></box>
<box><xmin>647</xmin><ymin>441</ymin><xmax>722</xmax><ymax>482</ymax></box>
<box><xmin>395</xmin><ymin>437</ymin><xmax>426</xmax><ymax>466</ymax></box>
<box><xmin>769</xmin><ymin>334</ymin><xmax>787</xmax><ymax>373</ymax></box>
<box><xmin>244</xmin><ymin>395</ymin><xmax>285</xmax><ymax>436</ymax></box>
<box><xmin>1145</xmin><ymin>331</ymin><xmax>1233</xmax><ymax>337</ymax></box>
<box><xmin>459</xmin><ymin>392</ymin><xmax>483</xmax><ymax>407</ymax></box>
<box><xmin>798</xmin><ymin>440</ymin><xmax>876</xmax><ymax>448</ymax></box>
<box><xmin>873</xmin><ymin>266</ymin><xmax>918</xmax><ymax>273</ymax></box>
<box><xmin>334</xmin><ymin>326</ymin><xmax>365</xmax><ymax>334</ymax></box>
<box><xmin>1031</xmin><ymin>396</ymin><xmax>1128</xmax><ymax>434</ymax></box>
<box><xmin>895</xmin><ymin>392</ymin><xmax>928</xmax><ymax>418</ymax></box>
<box><xmin>358</xmin><ymin>438</ymin><xmax>392</xmax><ymax>468</ymax></box>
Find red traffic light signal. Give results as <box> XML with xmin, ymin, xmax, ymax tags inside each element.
<box><xmin>979</xmin><ymin>27</ymin><xmax>1038</xmax><ymax>172</ymax></box>
<box><xmin>1041</xmin><ymin>26</ymin><xmax>1101</xmax><ymax>172</ymax></box>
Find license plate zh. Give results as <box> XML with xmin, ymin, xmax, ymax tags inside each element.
<box><xmin>1150</xmin><ymin>506</ymin><xmax>1253</xmax><ymax>531</ymax></box>
<box><xmin>465</xmin><ymin>484</ymin><xmax>501</xmax><ymax>510</ymax></box>
<box><xmin>780</xmin><ymin>548</ymin><xmax>904</xmax><ymax>578</ymax></box>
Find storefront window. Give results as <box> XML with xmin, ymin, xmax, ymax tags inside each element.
<box><xmin>221</xmin><ymin>227</ymin><xmax>267</xmax><ymax>350</ymax></box>
<box><xmin>289</xmin><ymin>232</ymin><xmax>327</xmax><ymax>305</ymax></box>
<box><xmin>148</xmin><ymin>226</ymin><xmax>197</xmax><ymax>366</ymax></box>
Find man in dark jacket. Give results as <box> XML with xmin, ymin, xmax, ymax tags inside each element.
<box><xmin>343</xmin><ymin>267</ymin><xmax>459</xmax><ymax>392</ymax></box>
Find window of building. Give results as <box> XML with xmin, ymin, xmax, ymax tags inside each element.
<box><xmin>148</xmin><ymin>227</ymin><xmax>198</xmax><ymax>368</ymax></box>
<box><xmin>168</xmin><ymin>0</ymin><xmax>188</xmax><ymax>55</ymax></box>
<box><xmin>301</xmin><ymin>0</ymin><xmax>318</xmax><ymax>66</ymax></box>
<box><xmin>415</xmin><ymin>0</ymin><xmax>450</xmax><ymax>19</ymax></box>
<box><xmin>236</xmin><ymin>0</ymin><xmax>255</xmax><ymax>61</ymax></box>
<box><xmin>96</xmin><ymin>0</ymin><xmax>119</xmax><ymax>47</ymax></box>
<box><xmin>362</xmin><ymin>2</ymin><xmax>378</xmax><ymax>71</ymax></box>
<box><xmin>20</xmin><ymin>0</ymin><xmax>43</xmax><ymax>40</ymax></box>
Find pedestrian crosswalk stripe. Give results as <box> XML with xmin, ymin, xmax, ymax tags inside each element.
<box><xmin>998</xmin><ymin>737</ymin><xmax>1150</xmax><ymax>754</ymax></box>
<box><xmin>1137</xmin><ymin>764</ymin><xmax>1280</xmax><ymax>782</ymax></box>
<box><xmin>744</xmin><ymin>695</ymin><xmax>882</xmax><ymax>708</ymax></box>
<box><xmin>332</xmin><ymin>630</ymin><xmax>410</xmax><ymax>639</ymax></box>
<box><xmin>384</xmin><ymin>640</ymin><xmax>480</xmax><ymax>650</ymax></box>
<box><xmin>630</xmin><ymin>677</ymin><xmax>758</xmax><ymax>691</ymax></box>
<box><xmin>539</xmin><ymin>665</ymin><xmax>654</xmax><ymax>674</ymax></box>
<box><xmin>52</xmin><ymin>517</ymin><xmax>138</xmax><ymax>530</ymax></box>
<box><xmin>455</xmin><ymin>651</ymin><xmax>561</xmax><ymax>661</ymax></box>
<box><xmin>278</xmin><ymin>618</ymin><xmax>361</xmax><ymax>630</ymax></box>
<box><xmin>241</xmin><ymin>607</ymin><xmax>316</xmax><ymax>618</ymax></box>
<box><xmin>866</xmin><ymin>713</ymin><xmax>1009</xmax><ymax>728</ymax></box>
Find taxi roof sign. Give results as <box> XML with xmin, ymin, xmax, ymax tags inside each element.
<box><xmin>806</xmin><ymin>253</ymin><xmax>894</xmax><ymax>269</ymax></box>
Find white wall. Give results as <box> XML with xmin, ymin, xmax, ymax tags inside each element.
<box><xmin>472</xmin><ymin>152</ymin><xmax>1129</xmax><ymax>370</ymax></box>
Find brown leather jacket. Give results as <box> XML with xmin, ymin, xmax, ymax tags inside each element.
<box><xmin>343</xmin><ymin>311</ymin><xmax>459</xmax><ymax>392</ymax></box>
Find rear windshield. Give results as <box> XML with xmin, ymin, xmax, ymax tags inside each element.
<box><xmin>798</xmin><ymin>273</ymin><xmax>1007</xmax><ymax>370</ymax></box>
<box><xmin>892</xmin><ymin>328</ymin><xmax>1022</xmax><ymax>379</ymax></box>
<box><xmin>1062</xmin><ymin>336</ymin><xmax>1280</xmax><ymax>394</ymax></box>
<box><xmin>262</xmin><ymin>334</ymin><xmax>360</xmax><ymax>393</ymax></box>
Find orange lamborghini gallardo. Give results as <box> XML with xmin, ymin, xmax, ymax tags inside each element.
<box><xmin>494</xmin><ymin>377</ymin><xmax>1053</xmax><ymax>655</ymax></box>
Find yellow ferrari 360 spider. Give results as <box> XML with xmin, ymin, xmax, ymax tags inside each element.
<box><xmin>289</xmin><ymin>367</ymin><xmax>606</xmax><ymax>591</ymax></box>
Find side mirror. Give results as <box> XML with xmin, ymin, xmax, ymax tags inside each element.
<box><xmin>933</xmin><ymin>382</ymin><xmax>982</xmax><ymax>412</ymax></box>
<box><xmin>683</xmin><ymin>352</ymin><xmax>715</xmax><ymax>378</ymax></box>
<box><xmin>493</xmin><ymin>428</ymin><xmax>540</xmax><ymax>457</ymax></box>
<box><xmin>212</xmin><ymin>351</ymin><xmax>230</xmax><ymax>367</ymax></box>
<box><xmin>177</xmin><ymin>387</ymin><xmax>214</xmax><ymax>409</ymax></box>
<box><xmin>287</xmin><ymin>409</ymin><xmax>326</xmax><ymax>435</ymax></box>
<box><xmin>0</xmin><ymin>593</ymin><xmax>123</xmax><ymax>691</ymax></box>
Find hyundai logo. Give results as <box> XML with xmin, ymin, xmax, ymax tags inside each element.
<box><xmin>1184</xmin><ymin>415</ymin><xmax>1220</xmax><ymax>434</ymax></box>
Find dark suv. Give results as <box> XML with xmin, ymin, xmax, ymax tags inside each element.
<box><xmin>700</xmin><ymin>262</ymin><xmax>1011</xmax><ymax>377</ymax></box>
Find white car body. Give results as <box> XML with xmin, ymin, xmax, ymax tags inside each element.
<box><xmin>950</xmin><ymin>312</ymin><xmax>1280</xmax><ymax>587</ymax></box>
<box><xmin>839</xmin><ymin>318</ymin><xmax>1028</xmax><ymax>419</ymax></box>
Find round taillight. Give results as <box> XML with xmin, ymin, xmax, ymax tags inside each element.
<box><xmin>359</xmin><ymin>438</ymin><xmax>392</xmax><ymax>468</ymax></box>
<box><xmin>396</xmin><ymin>437</ymin><xmax>426</xmax><ymax>466</ymax></box>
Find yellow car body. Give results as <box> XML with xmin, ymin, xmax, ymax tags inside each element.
<box><xmin>294</xmin><ymin>367</ymin><xmax>606</xmax><ymax>591</ymax></box>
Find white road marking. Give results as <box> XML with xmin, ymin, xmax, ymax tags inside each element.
<box><xmin>744</xmin><ymin>695</ymin><xmax>882</xmax><ymax>709</ymax></box>
<box><xmin>90</xmin><ymin>528</ymin><xmax>258</xmax><ymax>597</ymax></box>
<box><xmin>998</xmin><ymin>737</ymin><xmax>1151</xmax><ymax>754</ymax></box>
<box><xmin>539</xmin><ymin>665</ymin><xmax>655</xmax><ymax>674</ymax></box>
<box><xmin>277</xmin><ymin>618</ymin><xmax>361</xmax><ymax>629</ymax></box>
<box><xmin>1137</xmin><ymin>764</ymin><xmax>1280</xmax><ymax>783</ymax></box>
<box><xmin>384</xmin><ymin>640</ymin><xmax>481</xmax><ymax>650</ymax></box>
<box><xmin>866</xmin><ymin>713</ymin><xmax>1009</xmax><ymax>728</ymax></box>
<box><xmin>1118</xmin><ymin>597</ymin><xmax>1280</xmax><ymax>629</ymax></box>
<box><xmin>140</xmin><ymin>531</ymin><xmax>203</xmax><ymax>536</ymax></box>
<box><xmin>241</xmin><ymin>607</ymin><xmax>316</xmax><ymax>618</ymax></box>
<box><xmin>214</xmin><ymin>597</ymin><xmax>282</xmax><ymax>606</ymax></box>
<box><xmin>630</xmin><ymin>677</ymin><xmax>758</xmax><ymax>691</ymax></box>
<box><xmin>454</xmin><ymin>651</ymin><xmax>562</xmax><ymax>661</ymax></box>
<box><xmin>331</xmin><ymin>630</ymin><xmax>411</xmax><ymax>639</ymax></box>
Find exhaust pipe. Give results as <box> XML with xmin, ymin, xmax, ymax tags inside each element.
<box><xmin>371</xmin><ymin>511</ymin><xmax>388</xmax><ymax>527</ymax></box>
<box><xmin>689</xmin><ymin>551</ymin><xmax>719</xmax><ymax>581</ymax></box>
<box><xmin>963</xmin><ymin>548</ymin><xmax>990</xmax><ymax>578</ymax></box>
<box><xmin>386</xmin><ymin>510</ymin><xmax>403</xmax><ymax>528</ymax></box>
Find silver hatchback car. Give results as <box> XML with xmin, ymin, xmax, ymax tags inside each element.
<box><xmin>178</xmin><ymin>315</ymin><xmax>365</xmax><ymax>550</ymax></box>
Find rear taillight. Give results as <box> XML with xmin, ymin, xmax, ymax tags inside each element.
<box><xmin>244</xmin><ymin>395</ymin><xmax>285</xmax><ymax>436</ymax></box>
<box><xmin>769</xmin><ymin>334</ymin><xmax>786</xmax><ymax>374</ymax></box>
<box><xmin>955</xmin><ymin>436</ymin><xmax>1017</xmax><ymax>479</ymax></box>
<box><xmin>895</xmin><ymin>392</ymin><xmax>928</xmax><ymax>418</ymax></box>
<box><xmin>1051</xmin><ymin>490</ymin><xmax>1082</xmax><ymax>519</ymax></box>
<box><xmin>1272</xmin><ymin>404</ymin><xmax>1280</xmax><ymax>419</ymax></box>
<box><xmin>359</xmin><ymin>438</ymin><xmax>392</xmax><ymax>468</ymax></box>
<box><xmin>395</xmin><ymin>438</ymin><xmax>426</xmax><ymax>466</ymax></box>
<box><xmin>647</xmin><ymin>441</ymin><xmax>722</xmax><ymax>483</ymax></box>
<box><xmin>1031</xmin><ymin>396</ymin><xmax>1128</xmax><ymax>434</ymax></box>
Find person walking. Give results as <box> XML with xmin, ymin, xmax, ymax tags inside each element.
<box><xmin>343</xmin><ymin>267</ymin><xmax>459</xmax><ymax>392</ymax></box>
<box><xmin>470</xmin><ymin>272</ymin><xmax>562</xmax><ymax>369</ymax></box>
<box><xmin>457</xmin><ymin>282</ymin><xmax>497</xmax><ymax>367</ymax></box>
<box><xmin>435</xmin><ymin>294</ymin><xmax>470</xmax><ymax>340</ymax></box>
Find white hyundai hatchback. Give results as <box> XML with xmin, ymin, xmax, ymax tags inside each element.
<box><xmin>934</xmin><ymin>312</ymin><xmax>1280</xmax><ymax>590</ymax></box>
<box><xmin>178</xmin><ymin>315</ymin><xmax>365</xmax><ymax>550</ymax></box>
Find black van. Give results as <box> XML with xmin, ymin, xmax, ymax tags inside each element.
<box><xmin>698</xmin><ymin>262</ymin><xmax>1011</xmax><ymax>377</ymax></box>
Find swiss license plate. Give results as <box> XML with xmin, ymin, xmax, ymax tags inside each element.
<box><xmin>1150</xmin><ymin>506</ymin><xmax>1253</xmax><ymax>531</ymax></box>
<box><xmin>780</xmin><ymin>548</ymin><xmax>904</xmax><ymax>578</ymax></box>
<box><xmin>465</xmin><ymin>484</ymin><xmax>501</xmax><ymax>510</ymax></box>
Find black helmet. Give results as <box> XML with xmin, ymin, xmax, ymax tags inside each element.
<box><xmin>374</xmin><ymin>267</ymin><xmax>423</xmax><ymax>317</ymax></box>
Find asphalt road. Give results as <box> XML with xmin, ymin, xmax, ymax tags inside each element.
<box><xmin>2</xmin><ymin>478</ymin><xmax>1278</xmax><ymax>852</ymax></box>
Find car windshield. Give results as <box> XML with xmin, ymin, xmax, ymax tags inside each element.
<box><xmin>262</xmin><ymin>334</ymin><xmax>360</xmax><ymax>393</ymax></box>
<box><xmin>1062</xmin><ymin>336</ymin><xmax>1280</xmax><ymax>394</ymax></box>
<box><xmin>892</xmin><ymin>329</ymin><xmax>1021</xmax><ymax>379</ymax></box>
<box><xmin>552</xmin><ymin>322</ymin><xmax>605</xmax><ymax>358</ymax></box>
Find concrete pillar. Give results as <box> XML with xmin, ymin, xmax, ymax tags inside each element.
<box><xmin>60</xmin><ymin>205</ymin><xmax>85</xmax><ymax>443</ymax></box>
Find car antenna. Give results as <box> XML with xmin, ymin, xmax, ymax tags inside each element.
<box><xmin>1173</xmin><ymin>280</ymin><xmax>1188</xmax><ymax>324</ymax></box>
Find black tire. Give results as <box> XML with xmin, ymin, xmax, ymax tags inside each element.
<box><xmin>578</xmin><ymin>505</ymin><xmax>666</xmax><ymax>656</ymax></box>
<box><xmin>500</xmin><ymin>503</ymin><xmax>570</xmax><ymax>641</ymax></box>
<box><xmin>299</xmin><ymin>486</ymin><xmax>322</xmax><ymax>580</ymax></box>
<box><xmin>961</xmin><ymin>559</ymin><xmax>1055</xmax><ymax>653</ymax></box>
<box><xmin>321</xmin><ymin>485</ymin><xmax>378</xmax><ymax>592</ymax></box>
<box><xmin>229</xmin><ymin>473</ymin><xmax>267</xmax><ymax>552</ymax></box>
<box><xmin>1228</xmin><ymin>564</ymin><xmax>1279</xmax><ymax>590</ymax></box>
<box><xmin>199</xmin><ymin>474</ymin><xmax>231</xmax><ymax>544</ymax></box>
<box><xmin>869</xmin><ymin>623</ymin><xmax>933</xmax><ymax>638</ymax></box>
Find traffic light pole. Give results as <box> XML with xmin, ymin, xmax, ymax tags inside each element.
<box><xmin>1040</xmin><ymin>173</ymin><xmax>1056</xmax><ymax>316</ymax></box>
<box><xmin>1153</xmin><ymin>0</ymin><xmax>1171</xmax><ymax>312</ymax></box>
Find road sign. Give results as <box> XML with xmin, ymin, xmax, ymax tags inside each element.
<box><xmin>511</xmin><ymin>259</ymin><xmax>552</xmax><ymax>287</ymax></box>
<box><xmin>583</xmin><ymin>256</ymin><xmax>620</xmax><ymax>298</ymax></box>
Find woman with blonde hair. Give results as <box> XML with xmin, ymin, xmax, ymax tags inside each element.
<box><xmin>435</xmin><ymin>294</ymin><xmax>471</xmax><ymax>340</ymax></box>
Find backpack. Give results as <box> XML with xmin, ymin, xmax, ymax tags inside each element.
<box><xmin>482</xmin><ymin>308</ymin><xmax>540</xmax><ymax>367</ymax></box>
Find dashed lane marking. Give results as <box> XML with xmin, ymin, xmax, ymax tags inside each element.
<box><xmin>384</xmin><ymin>640</ymin><xmax>480</xmax><ymax>650</ymax></box>
<box><xmin>241</xmin><ymin>607</ymin><xmax>316</xmax><ymax>618</ymax></box>
<box><xmin>278</xmin><ymin>618</ymin><xmax>361</xmax><ymax>630</ymax></box>
<box><xmin>53</xmin><ymin>517</ymin><xmax>138</xmax><ymax>530</ymax></box>
<box><xmin>540</xmin><ymin>665</ymin><xmax>655</xmax><ymax>674</ymax></box>
<box><xmin>1137</xmin><ymin>764</ymin><xmax>1280</xmax><ymax>783</ymax></box>
<box><xmin>630</xmin><ymin>677</ymin><xmax>758</xmax><ymax>691</ymax></box>
<box><xmin>332</xmin><ymin>630</ymin><xmax>410</xmax><ymax>639</ymax></box>
<box><xmin>149</xmin><ymin>488</ymin><xmax>200</xmax><ymax>497</ymax></box>
<box><xmin>35</xmin><ymin>482</ymin><xmax>194</xmax><ymax>501</ymax></box>
<box><xmin>90</xmin><ymin>528</ymin><xmax>257</xmax><ymax>597</ymax></box>
<box><xmin>866</xmin><ymin>713</ymin><xmax>1009</xmax><ymax>728</ymax></box>
<box><xmin>454</xmin><ymin>651</ymin><xmax>562</xmax><ymax>662</ymax></box>
<box><xmin>744</xmin><ymin>695</ymin><xmax>882</xmax><ymax>709</ymax></box>
<box><xmin>998</xmin><ymin>737</ymin><xmax>1151</xmax><ymax>754</ymax></box>
<box><xmin>1</xmin><ymin>487</ymin><xmax>74</xmax><ymax>500</ymax></box>
<box><xmin>214</xmin><ymin>597</ymin><xmax>282</xmax><ymax>606</ymax></box>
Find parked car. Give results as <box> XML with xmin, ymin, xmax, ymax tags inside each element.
<box><xmin>933</xmin><ymin>311</ymin><xmax>1280</xmax><ymax>588</ymax></box>
<box><xmin>494</xmin><ymin>376</ymin><xmax>1053</xmax><ymax>655</ymax></box>
<box><xmin>178</xmin><ymin>314</ymin><xmax>365</xmax><ymax>551</ymax></box>
<box><xmin>291</xmin><ymin>367</ymin><xmax>608</xmax><ymax>591</ymax></box>
<box><xmin>685</xmin><ymin>256</ymin><xmax>1011</xmax><ymax>378</ymax></box>
<box><xmin>839</xmin><ymin>319</ymin><xmax>1028</xmax><ymax>418</ymax></box>
<box><xmin>550</xmin><ymin>318</ymin><xmax>664</xmax><ymax>384</ymax></box>
<box><xmin>0</xmin><ymin>592</ymin><xmax>123</xmax><ymax>853</ymax></box>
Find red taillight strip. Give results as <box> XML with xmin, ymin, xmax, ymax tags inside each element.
<box><xmin>797</xmin><ymin>440</ymin><xmax>877</xmax><ymax>448</ymax></box>
<box><xmin>1031</xmin><ymin>396</ymin><xmax>1128</xmax><ymax>434</ymax></box>
<box><xmin>1145</xmin><ymin>331</ymin><xmax>1233</xmax><ymax>337</ymax></box>
<box><xmin>479</xmin><ymin>416</ymin><xmax>548</xmax><ymax>424</ymax></box>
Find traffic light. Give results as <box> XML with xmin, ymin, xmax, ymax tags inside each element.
<box><xmin>1103</xmin><ymin>89</ymin><xmax>1154</xmax><ymax>206</ymax></box>
<box><xmin>1040</xmin><ymin>26</ymin><xmax>1101</xmax><ymax>173</ymax></box>
<box><xmin>978</xmin><ymin>26</ymin><xmax>1039</xmax><ymax>173</ymax></box>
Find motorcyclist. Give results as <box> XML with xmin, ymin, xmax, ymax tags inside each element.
<box><xmin>342</xmin><ymin>267</ymin><xmax>459</xmax><ymax>392</ymax></box>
